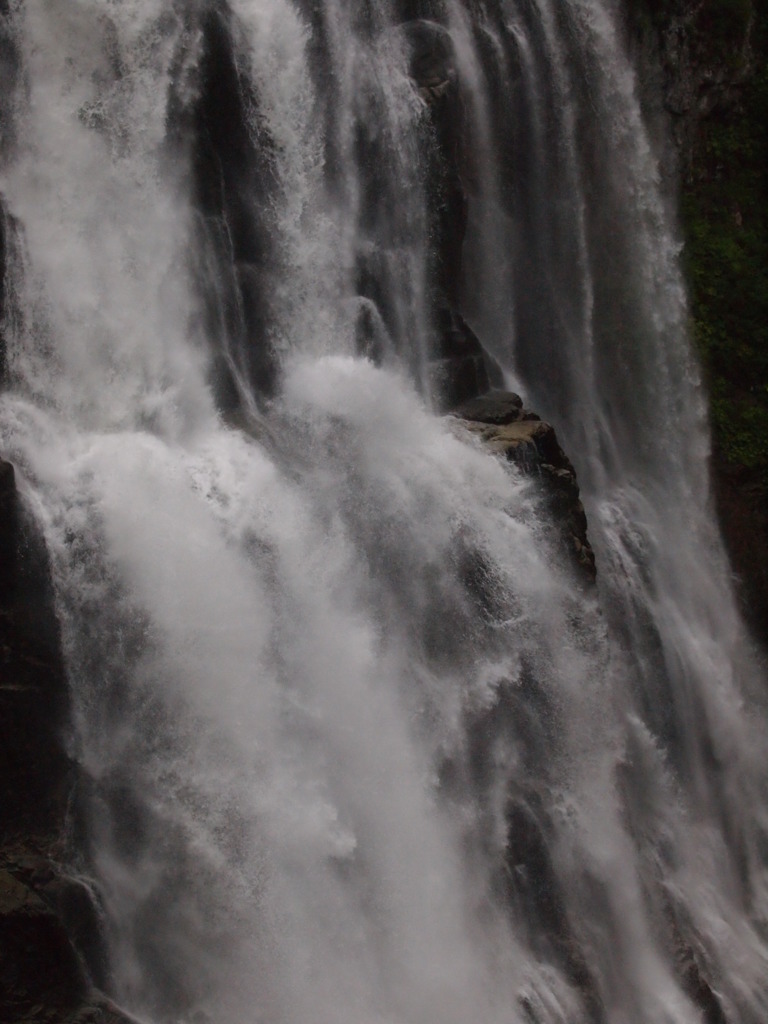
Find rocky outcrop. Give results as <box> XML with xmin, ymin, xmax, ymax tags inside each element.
<box><xmin>451</xmin><ymin>392</ymin><xmax>596</xmax><ymax>583</ymax></box>
<box><xmin>0</xmin><ymin>459</ymin><xmax>134</xmax><ymax>1024</ymax></box>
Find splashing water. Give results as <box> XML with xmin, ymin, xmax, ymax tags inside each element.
<box><xmin>1</xmin><ymin>1</ymin><xmax>767</xmax><ymax>1022</ymax></box>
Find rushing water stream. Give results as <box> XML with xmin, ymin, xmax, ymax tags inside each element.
<box><xmin>1</xmin><ymin>1</ymin><xmax>768</xmax><ymax>1022</ymax></box>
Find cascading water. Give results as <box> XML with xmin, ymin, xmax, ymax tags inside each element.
<box><xmin>1</xmin><ymin>1</ymin><xmax>767</xmax><ymax>1022</ymax></box>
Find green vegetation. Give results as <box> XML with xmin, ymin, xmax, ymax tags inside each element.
<box><xmin>681</xmin><ymin>1</ymin><xmax>768</xmax><ymax>485</ymax></box>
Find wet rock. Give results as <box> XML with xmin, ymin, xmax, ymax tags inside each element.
<box><xmin>430</xmin><ymin>352</ymin><xmax>488</xmax><ymax>410</ymax></box>
<box><xmin>0</xmin><ymin>866</ymin><xmax>87</xmax><ymax>1020</ymax></box>
<box><xmin>678</xmin><ymin>956</ymin><xmax>727</xmax><ymax>1024</ymax></box>
<box><xmin>399</xmin><ymin>19</ymin><xmax>457</xmax><ymax>110</ymax></box>
<box><xmin>39</xmin><ymin>872</ymin><xmax>108</xmax><ymax>989</ymax></box>
<box><xmin>187</xmin><ymin>9</ymin><xmax>281</xmax><ymax>405</ymax></box>
<box><xmin>452</xmin><ymin>392</ymin><xmax>596</xmax><ymax>582</ymax></box>
<box><xmin>0</xmin><ymin>461</ymin><xmax>72</xmax><ymax>846</ymax></box>
<box><xmin>0</xmin><ymin>459</ymin><xmax>125</xmax><ymax>1024</ymax></box>
<box><xmin>504</xmin><ymin>803</ymin><xmax>604</xmax><ymax>1018</ymax></box>
<box><xmin>0</xmin><ymin>857</ymin><xmax>133</xmax><ymax>1023</ymax></box>
<box><xmin>397</xmin><ymin>18</ymin><xmax>468</xmax><ymax>303</ymax></box>
<box><xmin>0</xmin><ymin>457</ymin><xmax>16</xmax><ymax>590</ymax></box>
<box><xmin>77</xmin><ymin>992</ymin><xmax>146</xmax><ymax>1024</ymax></box>
<box><xmin>395</xmin><ymin>22</ymin><xmax>500</xmax><ymax>412</ymax></box>
<box><xmin>645</xmin><ymin>894</ymin><xmax>729</xmax><ymax>1024</ymax></box>
<box><xmin>454</xmin><ymin>390</ymin><xmax>524</xmax><ymax>426</ymax></box>
<box><xmin>429</xmin><ymin>308</ymin><xmax>503</xmax><ymax>410</ymax></box>
<box><xmin>351</xmin><ymin>19</ymin><xmax>478</xmax><ymax>397</ymax></box>
<box><xmin>399</xmin><ymin>19</ymin><xmax>454</xmax><ymax>86</ymax></box>
<box><xmin>628</xmin><ymin>1</ymin><xmax>768</xmax><ymax>641</ymax></box>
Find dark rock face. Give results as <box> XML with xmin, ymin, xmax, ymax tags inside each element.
<box><xmin>452</xmin><ymin>392</ymin><xmax>597</xmax><ymax>583</ymax></box>
<box><xmin>626</xmin><ymin>0</ymin><xmax>755</xmax><ymax>179</ymax></box>
<box><xmin>0</xmin><ymin>460</ymin><xmax>71</xmax><ymax>845</ymax></box>
<box><xmin>187</xmin><ymin>7</ymin><xmax>281</xmax><ymax>409</ymax></box>
<box><xmin>429</xmin><ymin>308</ymin><xmax>504</xmax><ymax>411</ymax></box>
<box><xmin>0</xmin><ymin>858</ymin><xmax>126</xmax><ymax>1024</ymax></box>
<box><xmin>713</xmin><ymin>464</ymin><xmax>768</xmax><ymax>633</ymax></box>
<box><xmin>0</xmin><ymin>456</ymin><xmax>15</xmax><ymax>573</ymax></box>
<box><xmin>0</xmin><ymin>867</ymin><xmax>87</xmax><ymax>1020</ymax></box>
<box><xmin>395</xmin><ymin>17</ymin><xmax>505</xmax><ymax>411</ymax></box>
<box><xmin>452</xmin><ymin>390</ymin><xmax>524</xmax><ymax>425</ymax></box>
<box><xmin>400</xmin><ymin>18</ymin><xmax>467</xmax><ymax>303</ymax></box>
<box><xmin>627</xmin><ymin>0</ymin><xmax>768</xmax><ymax>640</ymax></box>
<box><xmin>503</xmin><ymin>802</ymin><xmax>605</xmax><ymax>1022</ymax></box>
<box><xmin>0</xmin><ymin>459</ymin><xmax>133</xmax><ymax>1024</ymax></box>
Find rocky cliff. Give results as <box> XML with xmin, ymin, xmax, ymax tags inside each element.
<box><xmin>627</xmin><ymin>0</ymin><xmax>768</xmax><ymax>637</ymax></box>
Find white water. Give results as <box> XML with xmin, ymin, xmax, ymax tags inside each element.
<box><xmin>1</xmin><ymin>1</ymin><xmax>767</xmax><ymax>1022</ymax></box>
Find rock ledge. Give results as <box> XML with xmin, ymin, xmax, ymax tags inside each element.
<box><xmin>451</xmin><ymin>391</ymin><xmax>596</xmax><ymax>583</ymax></box>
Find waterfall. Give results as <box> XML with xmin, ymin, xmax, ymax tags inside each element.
<box><xmin>1</xmin><ymin>1</ymin><xmax>767</xmax><ymax>1022</ymax></box>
